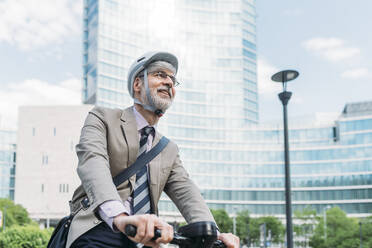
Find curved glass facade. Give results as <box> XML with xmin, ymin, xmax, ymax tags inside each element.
<box><xmin>160</xmin><ymin>108</ymin><xmax>372</xmax><ymax>216</ymax></box>
<box><xmin>83</xmin><ymin>0</ymin><xmax>371</xmax><ymax>218</ymax></box>
<box><xmin>83</xmin><ymin>0</ymin><xmax>258</xmax><ymax>125</ymax></box>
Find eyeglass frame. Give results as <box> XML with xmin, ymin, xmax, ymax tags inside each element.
<box><xmin>137</xmin><ymin>70</ymin><xmax>180</xmax><ymax>87</ymax></box>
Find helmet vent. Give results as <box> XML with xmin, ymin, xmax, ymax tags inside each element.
<box><xmin>137</xmin><ymin>57</ymin><xmax>145</xmax><ymax>62</ymax></box>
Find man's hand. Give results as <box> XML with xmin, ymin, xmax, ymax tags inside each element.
<box><xmin>113</xmin><ymin>213</ymin><xmax>173</xmax><ymax>248</ymax></box>
<box><xmin>218</xmin><ymin>232</ymin><xmax>240</xmax><ymax>248</ymax></box>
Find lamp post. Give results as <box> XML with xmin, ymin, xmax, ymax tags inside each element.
<box><xmin>233</xmin><ymin>206</ymin><xmax>237</xmax><ymax>235</ymax></box>
<box><xmin>323</xmin><ymin>205</ymin><xmax>331</xmax><ymax>241</ymax></box>
<box><xmin>271</xmin><ymin>70</ymin><xmax>299</xmax><ymax>248</ymax></box>
<box><xmin>359</xmin><ymin>221</ymin><xmax>362</xmax><ymax>248</ymax></box>
<box><xmin>2</xmin><ymin>206</ymin><xmax>6</xmax><ymax>231</ymax></box>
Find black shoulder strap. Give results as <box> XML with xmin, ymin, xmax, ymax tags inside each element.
<box><xmin>112</xmin><ymin>136</ymin><xmax>169</xmax><ymax>187</ymax></box>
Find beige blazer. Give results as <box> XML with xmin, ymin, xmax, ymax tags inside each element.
<box><xmin>66</xmin><ymin>106</ymin><xmax>214</xmax><ymax>247</ymax></box>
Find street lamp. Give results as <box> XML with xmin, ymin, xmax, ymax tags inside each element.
<box><xmin>358</xmin><ymin>219</ymin><xmax>372</xmax><ymax>248</ymax></box>
<box><xmin>2</xmin><ymin>206</ymin><xmax>6</xmax><ymax>231</ymax></box>
<box><xmin>233</xmin><ymin>206</ymin><xmax>238</xmax><ymax>235</ymax></box>
<box><xmin>271</xmin><ymin>70</ymin><xmax>299</xmax><ymax>248</ymax></box>
<box><xmin>359</xmin><ymin>221</ymin><xmax>362</xmax><ymax>248</ymax></box>
<box><xmin>323</xmin><ymin>205</ymin><xmax>331</xmax><ymax>241</ymax></box>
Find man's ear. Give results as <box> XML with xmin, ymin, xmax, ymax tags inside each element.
<box><xmin>133</xmin><ymin>77</ymin><xmax>142</xmax><ymax>94</ymax></box>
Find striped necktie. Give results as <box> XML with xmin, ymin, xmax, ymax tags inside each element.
<box><xmin>133</xmin><ymin>126</ymin><xmax>154</xmax><ymax>215</ymax></box>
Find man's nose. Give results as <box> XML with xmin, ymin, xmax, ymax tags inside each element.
<box><xmin>163</xmin><ymin>77</ymin><xmax>174</xmax><ymax>88</ymax></box>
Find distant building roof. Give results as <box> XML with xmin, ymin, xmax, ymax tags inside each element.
<box><xmin>342</xmin><ymin>100</ymin><xmax>372</xmax><ymax>117</ymax></box>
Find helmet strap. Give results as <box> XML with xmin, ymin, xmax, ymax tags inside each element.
<box><xmin>134</xmin><ymin>69</ymin><xmax>164</xmax><ymax>117</ymax></box>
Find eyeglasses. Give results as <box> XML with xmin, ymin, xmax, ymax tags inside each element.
<box><xmin>147</xmin><ymin>71</ymin><xmax>180</xmax><ymax>87</ymax></box>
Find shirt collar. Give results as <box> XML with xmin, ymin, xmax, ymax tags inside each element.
<box><xmin>133</xmin><ymin>106</ymin><xmax>156</xmax><ymax>132</ymax></box>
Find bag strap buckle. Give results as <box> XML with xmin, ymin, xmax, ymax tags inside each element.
<box><xmin>80</xmin><ymin>197</ymin><xmax>90</xmax><ymax>210</ymax></box>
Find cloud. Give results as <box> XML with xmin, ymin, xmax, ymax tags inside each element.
<box><xmin>341</xmin><ymin>68</ymin><xmax>370</xmax><ymax>79</ymax></box>
<box><xmin>302</xmin><ymin>37</ymin><xmax>360</xmax><ymax>62</ymax></box>
<box><xmin>302</xmin><ymin>37</ymin><xmax>343</xmax><ymax>51</ymax></box>
<box><xmin>0</xmin><ymin>78</ymin><xmax>81</xmax><ymax>128</ymax></box>
<box><xmin>257</xmin><ymin>59</ymin><xmax>282</xmax><ymax>95</ymax></box>
<box><xmin>0</xmin><ymin>0</ymin><xmax>82</xmax><ymax>51</ymax></box>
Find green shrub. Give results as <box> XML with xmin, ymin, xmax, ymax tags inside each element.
<box><xmin>0</xmin><ymin>225</ymin><xmax>53</xmax><ymax>248</ymax></box>
<box><xmin>0</xmin><ymin>198</ymin><xmax>33</xmax><ymax>228</ymax></box>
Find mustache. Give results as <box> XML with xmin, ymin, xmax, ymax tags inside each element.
<box><xmin>157</xmin><ymin>86</ymin><xmax>173</xmax><ymax>97</ymax></box>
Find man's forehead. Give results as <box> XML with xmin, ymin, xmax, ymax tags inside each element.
<box><xmin>149</xmin><ymin>66</ymin><xmax>174</xmax><ymax>75</ymax></box>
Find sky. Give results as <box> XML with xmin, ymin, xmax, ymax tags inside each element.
<box><xmin>256</xmin><ymin>0</ymin><xmax>372</xmax><ymax>122</ymax></box>
<box><xmin>0</xmin><ymin>0</ymin><xmax>371</xmax><ymax>129</ymax></box>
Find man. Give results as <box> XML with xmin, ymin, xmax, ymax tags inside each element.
<box><xmin>67</xmin><ymin>51</ymin><xmax>239</xmax><ymax>248</ymax></box>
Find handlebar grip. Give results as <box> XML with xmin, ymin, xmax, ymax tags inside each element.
<box><xmin>214</xmin><ymin>239</ymin><xmax>227</xmax><ymax>248</ymax></box>
<box><xmin>124</xmin><ymin>224</ymin><xmax>137</xmax><ymax>237</ymax></box>
<box><xmin>124</xmin><ymin>224</ymin><xmax>162</xmax><ymax>240</ymax></box>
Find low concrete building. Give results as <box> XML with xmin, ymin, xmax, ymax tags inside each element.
<box><xmin>15</xmin><ymin>105</ymin><xmax>93</xmax><ymax>227</ymax></box>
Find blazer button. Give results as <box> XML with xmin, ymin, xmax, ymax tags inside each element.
<box><xmin>93</xmin><ymin>220</ymin><xmax>100</xmax><ymax>224</ymax></box>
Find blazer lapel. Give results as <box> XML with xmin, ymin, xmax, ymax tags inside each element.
<box><xmin>120</xmin><ymin>107</ymin><xmax>139</xmax><ymax>187</ymax></box>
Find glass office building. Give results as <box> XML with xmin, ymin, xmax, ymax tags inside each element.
<box><xmin>82</xmin><ymin>0</ymin><xmax>371</xmax><ymax>217</ymax></box>
<box><xmin>168</xmin><ymin>102</ymin><xmax>372</xmax><ymax>217</ymax></box>
<box><xmin>82</xmin><ymin>0</ymin><xmax>258</xmax><ymax>124</ymax></box>
<box><xmin>0</xmin><ymin>130</ymin><xmax>16</xmax><ymax>200</ymax></box>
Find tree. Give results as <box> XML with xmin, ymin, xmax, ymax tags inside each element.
<box><xmin>309</xmin><ymin>207</ymin><xmax>359</xmax><ymax>248</ymax></box>
<box><xmin>210</xmin><ymin>209</ymin><xmax>233</xmax><ymax>233</ymax></box>
<box><xmin>257</xmin><ymin>216</ymin><xmax>285</xmax><ymax>244</ymax></box>
<box><xmin>0</xmin><ymin>198</ymin><xmax>32</xmax><ymax>228</ymax></box>
<box><xmin>359</xmin><ymin>216</ymin><xmax>372</xmax><ymax>248</ymax></box>
<box><xmin>235</xmin><ymin>211</ymin><xmax>285</xmax><ymax>246</ymax></box>
<box><xmin>236</xmin><ymin>210</ymin><xmax>251</xmax><ymax>245</ymax></box>
<box><xmin>247</xmin><ymin>217</ymin><xmax>260</xmax><ymax>245</ymax></box>
<box><xmin>293</xmin><ymin>206</ymin><xmax>317</xmax><ymax>247</ymax></box>
<box><xmin>0</xmin><ymin>225</ymin><xmax>53</xmax><ymax>248</ymax></box>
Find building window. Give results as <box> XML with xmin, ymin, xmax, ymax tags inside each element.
<box><xmin>53</xmin><ymin>127</ymin><xmax>56</xmax><ymax>136</ymax></box>
<box><xmin>333</xmin><ymin>126</ymin><xmax>339</xmax><ymax>142</ymax></box>
<box><xmin>59</xmin><ymin>184</ymin><xmax>69</xmax><ymax>193</ymax></box>
<box><xmin>42</xmin><ymin>154</ymin><xmax>48</xmax><ymax>165</ymax></box>
<box><xmin>32</xmin><ymin>128</ymin><xmax>36</xmax><ymax>136</ymax></box>
<box><xmin>41</xmin><ymin>184</ymin><xmax>44</xmax><ymax>193</ymax></box>
<box><xmin>12</xmin><ymin>151</ymin><xmax>16</xmax><ymax>163</ymax></box>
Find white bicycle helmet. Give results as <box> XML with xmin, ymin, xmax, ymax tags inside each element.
<box><xmin>127</xmin><ymin>51</ymin><xmax>178</xmax><ymax>116</ymax></box>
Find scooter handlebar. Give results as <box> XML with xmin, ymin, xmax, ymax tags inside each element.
<box><xmin>124</xmin><ymin>223</ymin><xmax>226</xmax><ymax>248</ymax></box>
<box><xmin>124</xmin><ymin>224</ymin><xmax>161</xmax><ymax>240</ymax></box>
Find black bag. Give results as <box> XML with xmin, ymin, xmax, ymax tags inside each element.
<box><xmin>47</xmin><ymin>215</ymin><xmax>73</xmax><ymax>248</ymax></box>
<box><xmin>47</xmin><ymin>136</ymin><xmax>169</xmax><ymax>248</ymax></box>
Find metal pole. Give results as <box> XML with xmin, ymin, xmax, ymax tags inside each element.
<box><xmin>359</xmin><ymin>222</ymin><xmax>362</xmax><ymax>248</ymax></box>
<box><xmin>233</xmin><ymin>207</ymin><xmax>237</xmax><ymax>235</ymax></box>
<box><xmin>278</xmin><ymin>91</ymin><xmax>293</xmax><ymax>248</ymax></box>
<box><xmin>264</xmin><ymin>223</ymin><xmax>267</xmax><ymax>248</ymax></box>
<box><xmin>324</xmin><ymin>209</ymin><xmax>327</xmax><ymax>241</ymax></box>
<box><xmin>247</xmin><ymin>221</ymin><xmax>250</xmax><ymax>247</ymax></box>
<box><xmin>3</xmin><ymin>207</ymin><xmax>6</xmax><ymax>231</ymax></box>
<box><xmin>233</xmin><ymin>215</ymin><xmax>236</xmax><ymax>235</ymax></box>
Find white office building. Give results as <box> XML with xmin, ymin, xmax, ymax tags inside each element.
<box><xmin>15</xmin><ymin>105</ymin><xmax>93</xmax><ymax>225</ymax></box>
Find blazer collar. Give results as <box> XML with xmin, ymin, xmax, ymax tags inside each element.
<box><xmin>120</xmin><ymin>106</ymin><xmax>139</xmax><ymax>165</ymax></box>
<box><xmin>120</xmin><ymin>106</ymin><xmax>163</xmax><ymax>163</ymax></box>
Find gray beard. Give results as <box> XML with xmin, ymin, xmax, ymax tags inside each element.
<box><xmin>140</xmin><ymin>86</ymin><xmax>173</xmax><ymax>112</ymax></box>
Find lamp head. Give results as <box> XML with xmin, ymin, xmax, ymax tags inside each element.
<box><xmin>271</xmin><ymin>70</ymin><xmax>299</xmax><ymax>91</ymax></box>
